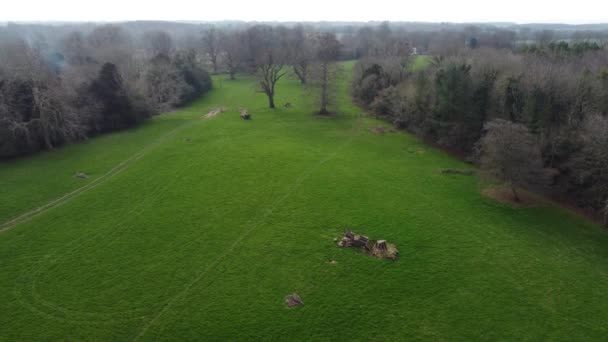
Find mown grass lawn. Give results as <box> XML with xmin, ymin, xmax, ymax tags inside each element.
<box><xmin>1</xmin><ymin>63</ymin><xmax>608</xmax><ymax>341</ymax></box>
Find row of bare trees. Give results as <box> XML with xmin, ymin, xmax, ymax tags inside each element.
<box><xmin>200</xmin><ymin>25</ymin><xmax>344</xmax><ymax>114</ymax></box>
<box><xmin>0</xmin><ymin>25</ymin><xmax>212</xmax><ymax>158</ymax></box>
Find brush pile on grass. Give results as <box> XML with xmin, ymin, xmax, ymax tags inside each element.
<box><xmin>203</xmin><ymin>107</ymin><xmax>226</xmax><ymax>119</ymax></box>
<box><xmin>239</xmin><ymin>108</ymin><xmax>251</xmax><ymax>120</ymax></box>
<box><xmin>338</xmin><ymin>230</ymin><xmax>398</xmax><ymax>260</ymax></box>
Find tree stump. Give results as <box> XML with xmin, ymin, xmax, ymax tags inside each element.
<box><xmin>376</xmin><ymin>240</ymin><xmax>388</xmax><ymax>251</ymax></box>
<box><xmin>239</xmin><ymin>108</ymin><xmax>251</xmax><ymax>120</ymax></box>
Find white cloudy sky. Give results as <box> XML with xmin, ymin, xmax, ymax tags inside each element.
<box><xmin>1</xmin><ymin>0</ymin><xmax>606</xmax><ymax>23</ymax></box>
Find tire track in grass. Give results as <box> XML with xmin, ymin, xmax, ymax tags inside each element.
<box><xmin>12</xmin><ymin>119</ymin><xmax>245</xmax><ymax>324</ymax></box>
<box><xmin>10</xmin><ymin>118</ymin><xmax>283</xmax><ymax>326</ymax></box>
<box><xmin>12</xmin><ymin>149</ymin><xmax>195</xmax><ymax>324</ymax></box>
<box><xmin>134</xmin><ymin>118</ymin><xmax>363</xmax><ymax>341</ymax></box>
<box><xmin>0</xmin><ymin>119</ymin><xmax>196</xmax><ymax>233</ymax></box>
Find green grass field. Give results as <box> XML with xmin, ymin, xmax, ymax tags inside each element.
<box><xmin>1</xmin><ymin>63</ymin><xmax>608</xmax><ymax>341</ymax></box>
<box><xmin>409</xmin><ymin>55</ymin><xmax>432</xmax><ymax>71</ymax></box>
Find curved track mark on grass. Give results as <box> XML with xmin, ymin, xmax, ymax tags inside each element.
<box><xmin>134</xmin><ymin>118</ymin><xmax>364</xmax><ymax>341</ymax></box>
<box><xmin>12</xmin><ymin>122</ymin><xmax>270</xmax><ymax>325</ymax></box>
<box><xmin>0</xmin><ymin>121</ymin><xmax>194</xmax><ymax>233</ymax></box>
<box><xmin>12</xmin><ymin>126</ymin><xmax>217</xmax><ymax>324</ymax></box>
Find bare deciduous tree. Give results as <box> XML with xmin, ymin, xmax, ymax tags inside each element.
<box><xmin>257</xmin><ymin>55</ymin><xmax>286</xmax><ymax>109</ymax></box>
<box><xmin>312</xmin><ymin>33</ymin><xmax>342</xmax><ymax>115</ymax></box>
<box><xmin>288</xmin><ymin>26</ymin><xmax>314</xmax><ymax>85</ymax></box>
<box><xmin>249</xmin><ymin>26</ymin><xmax>287</xmax><ymax>109</ymax></box>
<box><xmin>219</xmin><ymin>31</ymin><xmax>246</xmax><ymax>80</ymax></box>
<box><xmin>478</xmin><ymin>119</ymin><xmax>544</xmax><ymax>202</ymax></box>
<box><xmin>142</xmin><ymin>55</ymin><xmax>182</xmax><ymax>113</ymax></box>
<box><xmin>572</xmin><ymin>114</ymin><xmax>608</xmax><ymax>213</ymax></box>
<box><xmin>201</xmin><ymin>26</ymin><xmax>220</xmax><ymax>73</ymax></box>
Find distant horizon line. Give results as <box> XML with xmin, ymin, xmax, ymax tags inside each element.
<box><xmin>1</xmin><ymin>20</ymin><xmax>608</xmax><ymax>26</ymax></box>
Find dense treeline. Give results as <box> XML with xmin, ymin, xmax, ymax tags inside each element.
<box><xmin>0</xmin><ymin>25</ymin><xmax>211</xmax><ymax>158</ymax></box>
<box><xmin>353</xmin><ymin>33</ymin><xmax>608</xmax><ymax>218</ymax></box>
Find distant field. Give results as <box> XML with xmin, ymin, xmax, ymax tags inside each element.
<box><xmin>1</xmin><ymin>63</ymin><xmax>608</xmax><ymax>340</ymax></box>
<box><xmin>410</xmin><ymin>54</ymin><xmax>432</xmax><ymax>71</ymax></box>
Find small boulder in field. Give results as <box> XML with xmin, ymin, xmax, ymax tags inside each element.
<box><xmin>75</xmin><ymin>172</ymin><xmax>88</xmax><ymax>179</ymax></box>
<box><xmin>284</xmin><ymin>102</ymin><xmax>292</xmax><ymax>108</ymax></box>
<box><xmin>285</xmin><ymin>293</ymin><xmax>303</xmax><ymax>307</ymax></box>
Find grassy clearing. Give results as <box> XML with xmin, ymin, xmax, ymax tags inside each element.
<box><xmin>409</xmin><ymin>55</ymin><xmax>432</xmax><ymax>71</ymax></box>
<box><xmin>1</xmin><ymin>63</ymin><xmax>608</xmax><ymax>340</ymax></box>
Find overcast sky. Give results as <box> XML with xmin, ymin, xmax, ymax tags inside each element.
<box><xmin>1</xmin><ymin>0</ymin><xmax>606</xmax><ymax>24</ymax></box>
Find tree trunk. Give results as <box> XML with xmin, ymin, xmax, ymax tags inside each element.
<box><xmin>511</xmin><ymin>185</ymin><xmax>520</xmax><ymax>203</ymax></box>
<box><xmin>229</xmin><ymin>71</ymin><xmax>236</xmax><ymax>80</ymax></box>
<box><xmin>293</xmin><ymin>65</ymin><xmax>307</xmax><ymax>84</ymax></box>
<box><xmin>319</xmin><ymin>63</ymin><xmax>329</xmax><ymax>115</ymax></box>
<box><xmin>268</xmin><ymin>93</ymin><xmax>275</xmax><ymax>109</ymax></box>
<box><xmin>211</xmin><ymin>57</ymin><xmax>218</xmax><ymax>73</ymax></box>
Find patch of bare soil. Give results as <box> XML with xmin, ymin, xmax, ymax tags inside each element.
<box><xmin>369</xmin><ymin>126</ymin><xmax>396</xmax><ymax>135</ymax></box>
<box><xmin>338</xmin><ymin>230</ymin><xmax>398</xmax><ymax>260</ymax></box>
<box><xmin>285</xmin><ymin>293</ymin><xmax>304</xmax><ymax>308</ymax></box>
<box><xmin>202</xmin><ymin>107</ymin><xmax>226</xmax><ymax>119</ymax></box>
<box><xmin>441</xmin><ymin>168</ymin><xmax>475</xmax><ymax>176</ymax></box>
<box><xmin>482</xmin><ymin>186</ymin><xmax>542</xmax><ymax>207</ymax></box>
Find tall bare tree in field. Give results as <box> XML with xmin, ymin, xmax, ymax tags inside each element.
<box><xmin>313</xmin><ymin>33</ymin><xmax>342</xmax><ymax>115</ymax></box>
<box><xmin>249</xmin><ymin>26</ymin><xmax>287</xmax><ymax>109</ymax></box>
<box><xmin>201</xmin><ymin>26</ymin><xmax>220</xmax><ymax>73</ymax></box>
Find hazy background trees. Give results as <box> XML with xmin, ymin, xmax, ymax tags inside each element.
<box><xmin>0</xmin><ymin>23</ymin><xmax>212</xmax><ymax>158</ymax></box>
